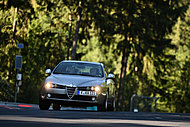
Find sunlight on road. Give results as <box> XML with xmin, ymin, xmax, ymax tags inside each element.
<box><xmin>0</xmin><ymin>115</ymin><xmax>188</xmax><ymax>127</ymax></box>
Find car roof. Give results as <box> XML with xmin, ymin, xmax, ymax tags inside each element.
<box><xmin>62</xmin><ymin>60</ymin><xmax>103</xmax><ymax>66</ymax></box>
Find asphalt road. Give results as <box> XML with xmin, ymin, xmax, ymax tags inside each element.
<box><xmin>0</xmin><ymin>102</ymin><xmax>190</xmax><ymax>127</ymax></box>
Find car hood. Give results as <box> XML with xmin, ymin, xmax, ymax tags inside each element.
<box><xmin>45</xmin><ymin>74</ymin><xmax>105</xmax><ymax>87</ymax></box>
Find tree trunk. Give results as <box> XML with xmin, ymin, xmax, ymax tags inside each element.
<box><xmin>7</xmin><ymin>7</ymin><xmax>18</xmax><ymax>83</ymax></box>
<box><xmin>67</xmin><ymin>13</ymin><xmax>72</xmax><ymax>60</ymax></box>
<box><xmin>2</xmin><ymin>0</ymin><xmax>5</xmax><ymax>11</ymax></box>
<box><xmin>117</xmin><ymin>36</ymin><xmax>130</xmax><ymax>111</ymax></box>
<box><xmin>13</xmin><ymin>7</ymin><xmax>18</xmax><ymax>42</ymax></box>
<box><xmin>71</xmin><ymin>3</ymin><xmax>82</xmax><ymax>60</ymax></box>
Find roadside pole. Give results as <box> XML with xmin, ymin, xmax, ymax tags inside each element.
<box><xmin>15</xmin><ymin>43</ymin><xmax>23</xmax><ymax>103</ymax></box>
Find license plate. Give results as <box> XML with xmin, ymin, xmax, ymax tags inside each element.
<box><xmin>78</xmin><ymin>91</ymin><xmax>96</xmax><ymax>96</ymax></box>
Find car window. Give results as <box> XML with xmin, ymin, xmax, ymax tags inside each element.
<box><xmin>53</xmin><ymin>62</ymin><xmax>104</xmax><ymax>77</ymax></box>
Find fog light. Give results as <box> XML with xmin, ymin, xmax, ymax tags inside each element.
<box><xmin>47</xmin><ymin>93</ymin><xmax>51</xmax><ymax>98</ymax></box>
<box><xmin>92</xmin><ymin>97</ymin><xmax>95</xmax><ymax>101</ymax></box>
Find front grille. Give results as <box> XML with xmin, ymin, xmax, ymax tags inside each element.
<box><xmin>78</xmin><ymin>87</ymin><xmax>93</xmax><ymax>91</ymax></box>
<box><xmin>50</xmin><ymin>94</ymin><xmax>94</xmax><ymax>101</ymax></box>
<box><xmin>53</xmin><ymin>85</ymin><xmax>92</xmax><ymax>91</ymax></box>
<box><xmin>49</xmin><ymin>94</ymin><xmax>95</xmax><ymax>102</ymax></box>
<box><xmin>73</xmin><ymin>95</ymin><xmax>94</xmax><ymax>101</ymax></box>
<box><xmin>55</xmin><ymin>85</ymin><xmax>66</xmax><ymax>89</ymax></box>
<box><xmin>66</xmin><ymin>87</ymin><xmax>77</xmax><ymax>99</ymax></box>
<box><xmin>48</xmin><ymin>86</ymin><xmax>95</xmax><ymax>101</ymax></box>
<box><xmin>50</xmin><ymin>94</ymin><xmax>68</xmax><ymax>99</ymax></box>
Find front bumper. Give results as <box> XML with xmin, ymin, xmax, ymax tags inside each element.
<box><xmin>40</xmin><ymin>87</ymin><xmax>106</xmax><ymax>106</ymax></box>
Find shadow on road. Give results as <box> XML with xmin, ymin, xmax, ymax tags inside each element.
<box><xmin>0</xmin><ymin>102</ymin><xmax>190</xmax><ymax>127</ymax></box>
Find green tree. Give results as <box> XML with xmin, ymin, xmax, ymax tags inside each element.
<box><xmin>165</xmin><ymin>4</ymin><xmax>190</xmax><ymax>113</ymax></box>
<box><xmin>86</xmin><ymin>0</ymin><xmax>187</xmax><ymax>111</ymax></box>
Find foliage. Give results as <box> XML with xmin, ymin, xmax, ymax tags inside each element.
<box><xmin>165</xmin><ymin>4</ymin><xmax>190</xmax><ymax>113</ymax></box>
<box><xmin>0</xmin><ymin>77</ymin><xmax>14</xmax><ymax>101</ymax></box>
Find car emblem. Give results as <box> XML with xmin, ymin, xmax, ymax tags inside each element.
<box><xmin>66</xmin><ymin>86</ymin><xmax>77</xmax><ymax>99</ymax></box>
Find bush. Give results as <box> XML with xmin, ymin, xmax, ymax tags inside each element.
<box><xmin>0</xmin><ymin>77</ymin><xmax>14</xmax><ymax>101</ymax></box>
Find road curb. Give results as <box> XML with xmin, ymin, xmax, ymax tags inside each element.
<box><xmin>0</xmin><ymin>101</ymin><xmax>39</xmax><ymax>108</ymax></box>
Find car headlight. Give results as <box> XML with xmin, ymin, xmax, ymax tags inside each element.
<box><xmin>91</xmin><ymin>86</ymin><xmax>101</xmax><ymax>92</ymax></box>
<box><xmin>45</xmin><ymin>82</ymin><xmax>53</xmax><ymax>89</ymax></box>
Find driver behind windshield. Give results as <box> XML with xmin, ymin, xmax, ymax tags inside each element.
<box><xmin>90</xmin><ymin>68</ymin><xmax>99</xmax><ymax>76</ymax></box>
<box><xmin>66</xmin><ymin>65</ymin><xmax>78</xmax><ymax>74</ymax></box>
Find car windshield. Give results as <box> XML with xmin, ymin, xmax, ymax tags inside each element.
<box><xmin>53</xmin><ymin>62</ymin><xmax>104</xmax><ymax>77</ymax></box>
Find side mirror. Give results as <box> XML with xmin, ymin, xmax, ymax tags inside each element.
<box><xmin>45</xmin><ymin>69</ymin><xmax>51</xmax><ymax>75</ymax></box>
<box><xmin>107</xmin><ymin>74</ymin><xmax>115</xmax><ymax>79</ymax></box>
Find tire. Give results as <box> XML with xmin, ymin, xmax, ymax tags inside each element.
<box><xmin>108</xmin><ymin>98</ymin><xmax>115</xmax><ymax>111</ymax></box>
<box><xmin>39</xmin><ymin>98</ymin><xmax>51</xmax><ymax>110</ymax></box>
<box><xmin>108</xmin><ymin>93</ymin><xmax>116</xmax><ymax>111</ymax></box>
<box><xmin>97</xmin><ymin>93</ymin><xmax>108</xmax><ymax>112</ymax></box>
<box><xmin>52</xmin><ymin>103</ymin><xmax>61</xmax><ymax>110</ymax></box>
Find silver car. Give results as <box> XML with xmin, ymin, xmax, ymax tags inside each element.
<box><xmin>39</xmin><ymin>60</ymin><xmax>116</xmax><ymax>111</ymax></box>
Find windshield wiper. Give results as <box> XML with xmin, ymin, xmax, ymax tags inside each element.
<box><xmin>53</xmin><ymin>72</ymin><xmax>70</xmax><ymax>74</ymax></box>
<box><xmin>53</xmin><ymin>72</ymin><xmax>80</xmax><ymax>75</ymax></box>
<box><xmin>79</xmin><ymin>74</ymin><xmax>102</xmax><ymax>77</ymax></box>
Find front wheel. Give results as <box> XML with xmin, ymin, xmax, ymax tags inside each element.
<box><xmin>97</xmin><ymin>93</ymin><xmax>108</xmax><ymax>112</ymax></box>
<box><xmin>108</xmin><ymin>93</ymin><xmax>116</xmax><ymax>111</ymax></box>
<box><xmin>108</xmin><ymin>98</ymin><xmax>115</xmax><ymax>111</ymax></box>
<box><xmin>39</xmin><ymin>98</ymin><xmax>51</xmax><ymax>110</ymax></box>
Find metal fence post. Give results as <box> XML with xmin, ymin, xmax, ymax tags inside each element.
<box><xmin>130</xmin><ymin>94</ymin><xmax>136</xmax><ymax>112</ymax></box>
<box><xmin>154</xmin><ymin>97</ymin><xmax>160</xmax><ymax>112</ymax></box>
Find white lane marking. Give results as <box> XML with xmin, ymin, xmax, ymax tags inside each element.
<box><xmin>0</xmin><ymin>115</ymin><xmax>189</xmax><ymax>126</ymax></box>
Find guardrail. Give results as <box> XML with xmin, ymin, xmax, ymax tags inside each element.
<box><xmin>130</xmin><ymin>94</ymin><xmax>160</xmax><ymax>112</ymax></box>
